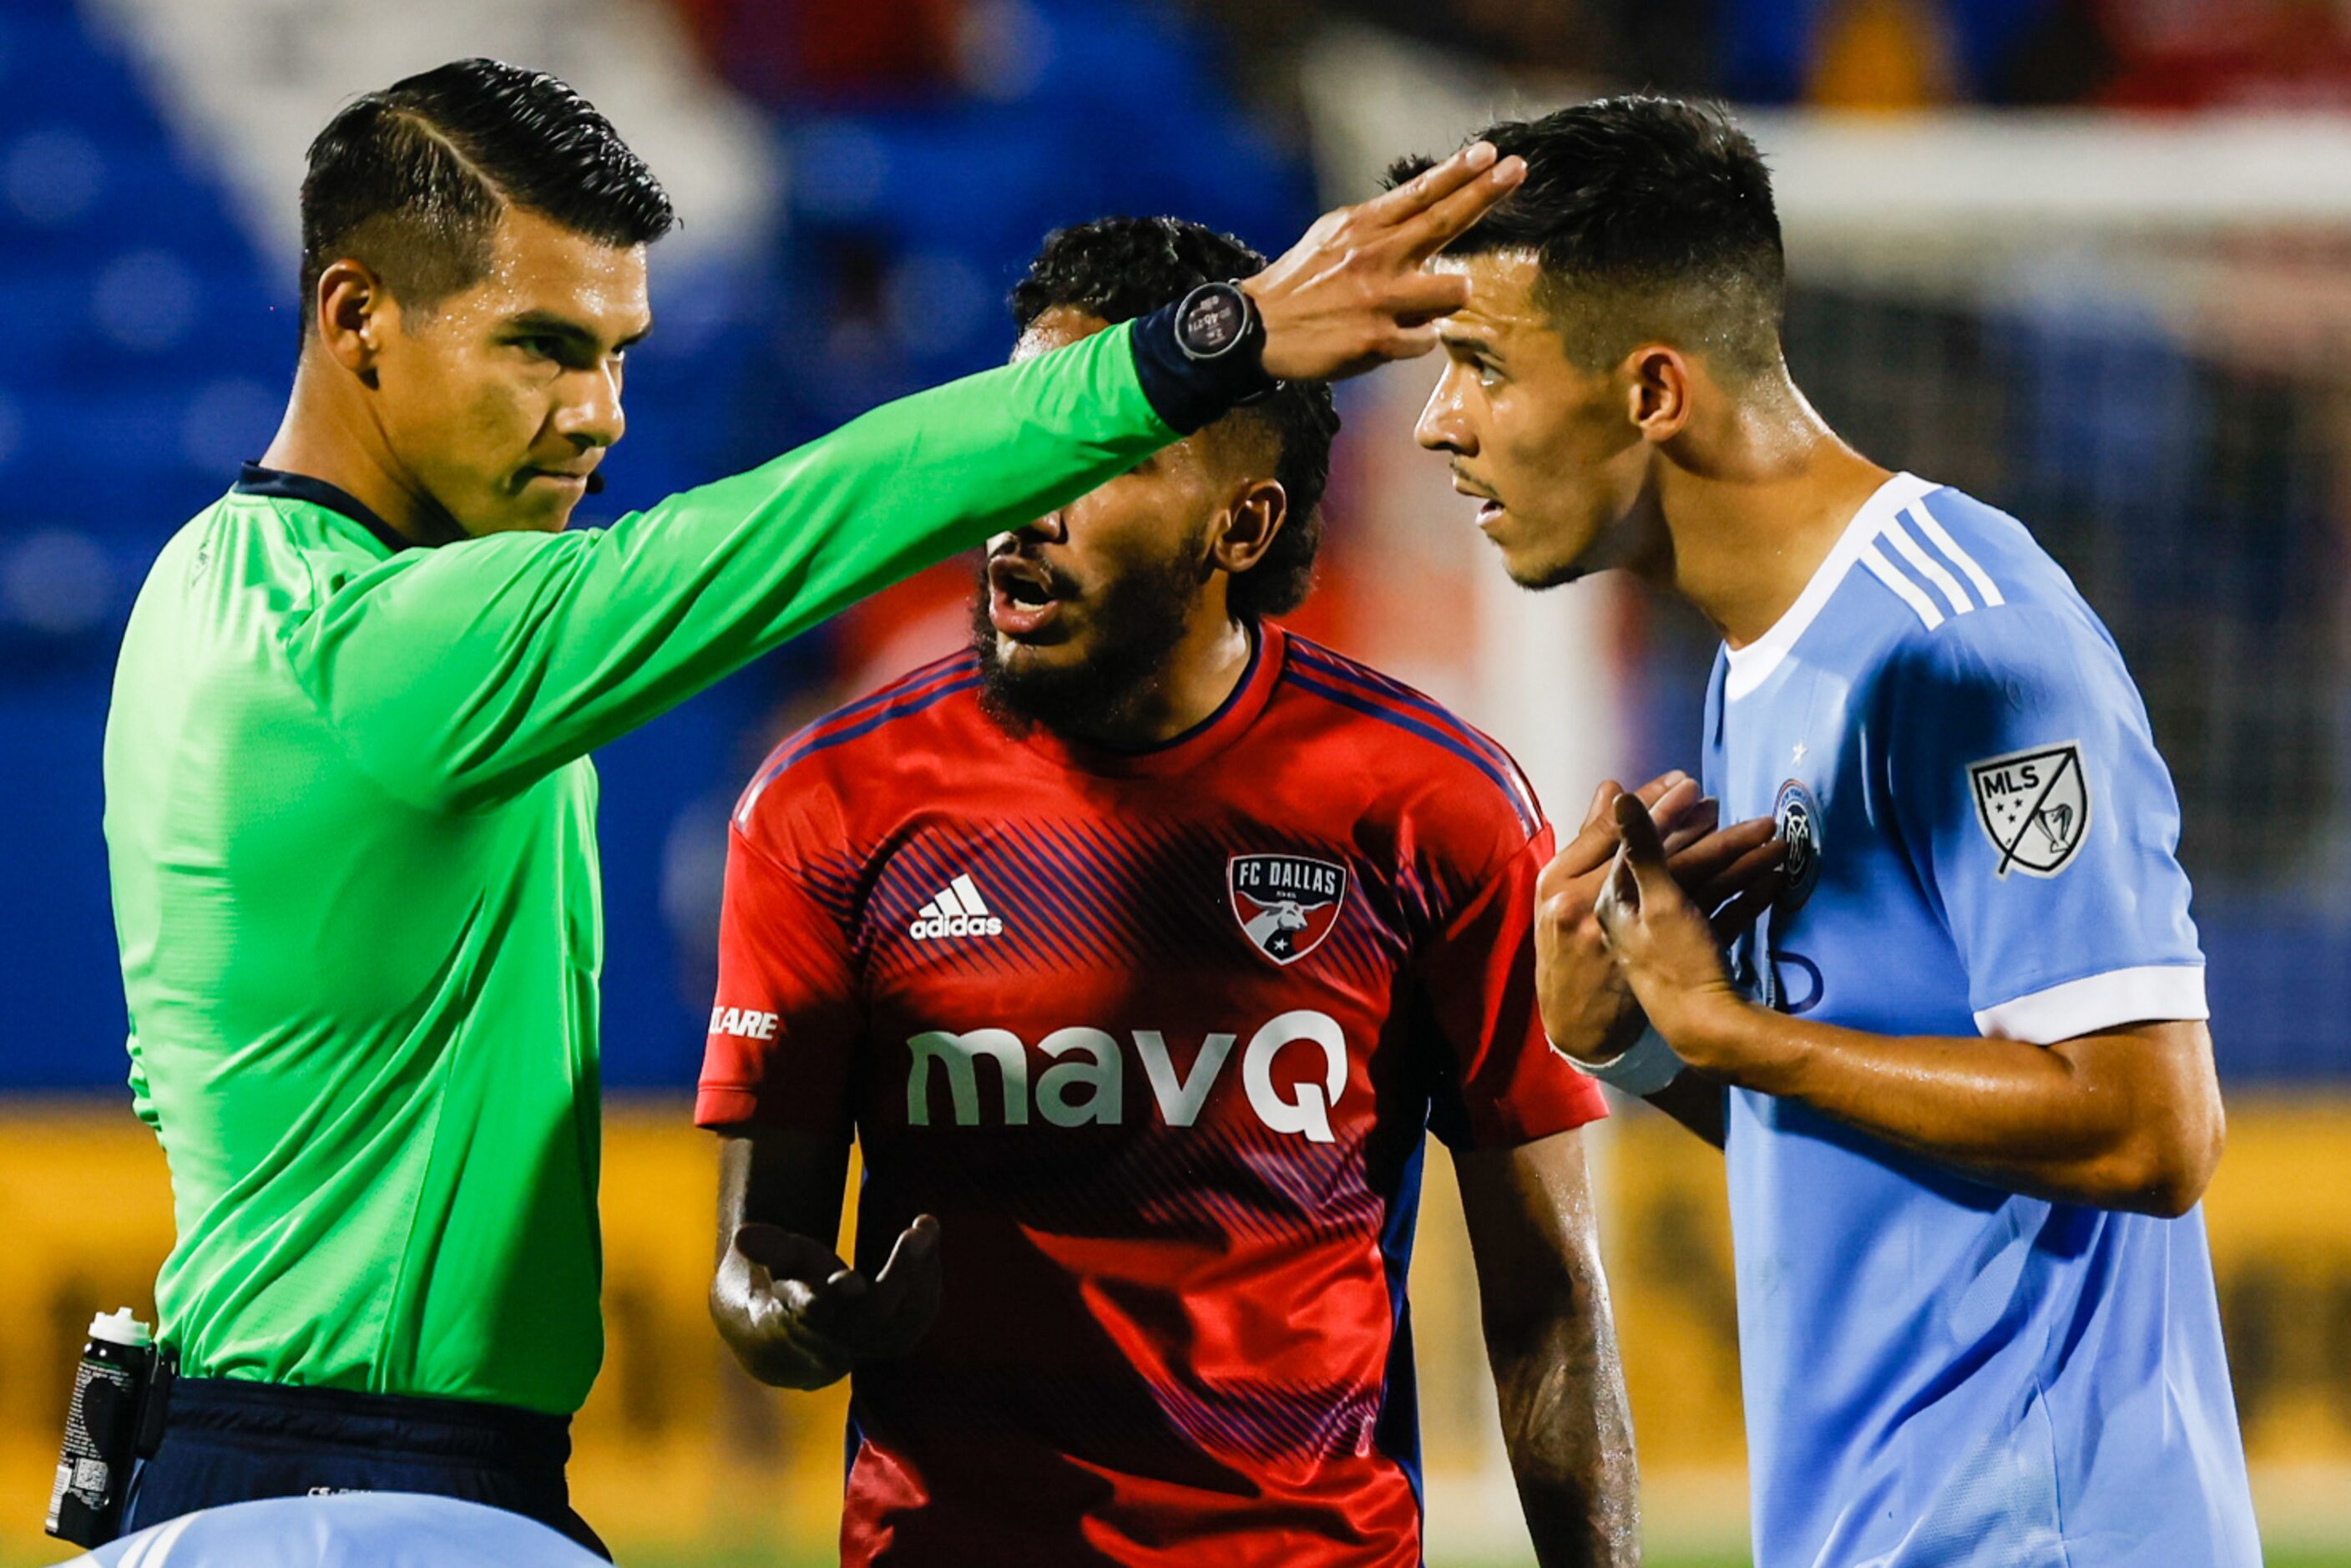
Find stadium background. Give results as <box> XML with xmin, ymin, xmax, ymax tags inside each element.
<box><xmin>3</xmin><ymin>0</ymin><xmax>2349</xmax><ymax>1562</ymax></box>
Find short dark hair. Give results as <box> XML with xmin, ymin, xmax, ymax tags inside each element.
<box><xmin>1010</xmin><ymin>216</ymin><xmax>1341</xmax><ymax>622</ymax></box>
<box><xmin>1387</xmin><ymin>96</ymin><xmax>1785</xmax><ymax>381</ymax></box>
<box><xmin>300</xmin><ymin>58</ymin><xmax>675</xmax><ymax>326</ymax></box>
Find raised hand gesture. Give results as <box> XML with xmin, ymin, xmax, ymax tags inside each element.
<box><xmin>1244</xmin><ymin>142</ymin><xmax>1525</xmax><ymax>382</ymax></box>
<box><xmin>1536</xmin><ymin>775</ymin><xmax>1782</xmax><ymax>1066</ymax></box>
<box><xmin>1593</xmin><ymin>793</ymin><xmax>1762</xmax><ymax>1060</ymax></box>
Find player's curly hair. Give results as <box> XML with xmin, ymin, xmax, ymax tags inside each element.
<box><xmin>1011</xmin><ymin>217</ymin><xmax>1342</xmax><ymax>622</ymax></box>
<box><xmin>1388</xmin><ymin>96</ymin><xmax>1786</xmax><ymax>382</ymax></box>
<box><xmin>300</xmin><ymin>58</ymin><xmax>675</xmax><ymax>326</ymax></box>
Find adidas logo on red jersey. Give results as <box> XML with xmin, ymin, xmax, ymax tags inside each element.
<box><xmin>910</xmin><ymin>874</ymin><xmax>1004</xmax><ymax>939</ymax></box>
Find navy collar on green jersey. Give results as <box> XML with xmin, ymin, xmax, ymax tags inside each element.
<box><xmin>235</xmin><ymin>463</ymin><xmax>412</xmax><ymax>554</ymax></box>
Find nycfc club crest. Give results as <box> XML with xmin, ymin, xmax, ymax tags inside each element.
<box><xmin>1969</xmin><ymin>741</ymin><xmax>2091</xmax><ymax>878</ymax></box>
<box><xmin>1774</xmin><ymin>778</ymin><xmax>1823</xmax><ymax>914</ymax></box>
<box><xmin>1228</xmin><ymin>854</ymin><xmax>1347</xmax><ymax>965</ymax></box>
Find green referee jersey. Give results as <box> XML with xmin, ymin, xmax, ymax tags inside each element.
<box><xmin>103</xmin><ymin>324</ymin><xmax>1173</xmax><ymax>1415</ymax></box>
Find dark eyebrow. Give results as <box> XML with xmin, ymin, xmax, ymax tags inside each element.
<box><xmin>505</xmin><ymin>310</ymin><xmax>653</xmax><ymax>352</ymax></box>
<box><xmin>1439</xmin><ymin>331</ymin><xmax>1504</xmax><ymax>363</ymax></box>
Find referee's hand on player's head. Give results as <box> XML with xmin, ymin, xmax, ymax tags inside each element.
<box><xmin>1242</xmin><ymin>140</ymin><xmax>1526</xmax><ymax>383</ymax></box>
<box><xmin>717</xmin><ymin>1216</ymin><xmax>943</xmax><ymax>1391</ymax></box>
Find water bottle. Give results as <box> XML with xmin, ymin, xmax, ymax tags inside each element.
<box><xmin>45</xmin><ymin>1308</ymin><xmax>155</xmax><ymax>1546</ymax></box>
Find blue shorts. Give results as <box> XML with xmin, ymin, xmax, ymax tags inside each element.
<box><xmin>122</xmin><ymin>1378</ymin><xmax>606</xmax><ymax>1558</ymax></box>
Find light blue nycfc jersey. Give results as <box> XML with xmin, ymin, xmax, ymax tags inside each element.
<box><xmin>1702</xmin><ymin>473</ymin><xmax>2258</xmax><ymax>1567</ymax></box>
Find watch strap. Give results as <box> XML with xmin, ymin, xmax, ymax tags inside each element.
<box><xmin>1128</xmin><ymin>293</ymin><xmax>1279</xmax><ymax>435</ymax></box>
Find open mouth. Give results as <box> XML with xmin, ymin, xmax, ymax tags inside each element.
<box><xmin>1451</xmin><ymin>469</ymin><xmax>1504</xmax><ymax>529</ymax></box>
<box><xmin>987</xmin><ymin>555</ymin><xmax>1069</xmax><ymax>638</ymax></box>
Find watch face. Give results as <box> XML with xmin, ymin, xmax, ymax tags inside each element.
<box><xmin>1181</xmin><ymin>286</ymin><xmax>1244</xmax><ymax>356</ymax></box>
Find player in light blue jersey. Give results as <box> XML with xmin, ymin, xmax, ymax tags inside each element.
<box><xmin>1393</xmin><ymin>99</ymin><xmax>2259</xmax><ymax>1565</ymax></box>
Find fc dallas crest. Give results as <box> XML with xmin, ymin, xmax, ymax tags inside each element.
<box><xmin>1228</xmin><ymin>853</ymin><xmax>1347</xmax><ymax>965</ymax></box>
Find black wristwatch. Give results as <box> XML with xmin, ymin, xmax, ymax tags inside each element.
<box><xmin>1174</xmin><ymin>281</ymin><xmax>1267</xmax><ymax>375</ymax></box>
<box><xmin>1130</xmin><ymin>282</ymin><xmax>1280</xmax><ymax>432</ymax></box>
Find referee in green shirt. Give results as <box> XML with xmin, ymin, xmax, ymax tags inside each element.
<box><xmin>99</xmin><ymin>57</ymin><xmax>1520</xmax><ymax>1549</ymax></box>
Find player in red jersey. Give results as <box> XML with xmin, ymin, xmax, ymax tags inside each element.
<box><xmin>697</xmin><ymin>218</ymin><xmax>1772</xmax><ymax>1566</ymax></box>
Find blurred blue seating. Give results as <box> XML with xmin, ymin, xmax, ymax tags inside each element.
<box><xmin>749</xmin><ymin>0</ymin><xmax>1316</xmax><ymax>455</ymax></box>
<box><xmin>0</xmin><ymin>6</ymin><xmax>157</xmax><ymax>124</ymax></box>
<box><xmin>1717</xmin><ymin>0</ymin><xmax>2068</xmax><ymax>104</ymax></box>
<box><xmin>0</xmin><ymin>0</ymin><xmax>283</xmax><ymax>561</ymax></box>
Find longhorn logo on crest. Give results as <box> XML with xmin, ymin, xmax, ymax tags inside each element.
<box><xmin>1227</xmin><ymin>853</ymin><xmax>1348</xmax><ymax>965</ymax></box>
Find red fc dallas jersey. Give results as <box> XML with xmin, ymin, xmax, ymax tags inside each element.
<box><xmin>696</xmin><ymin>623</ymin><xmax>1605</xmax><ymax>1567</ymax></box>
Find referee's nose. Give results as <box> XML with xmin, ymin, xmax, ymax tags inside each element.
<box><xmin>554</xmin><ymin>361</ymin><xmax>626</xmax><ymax>453</ymax></box>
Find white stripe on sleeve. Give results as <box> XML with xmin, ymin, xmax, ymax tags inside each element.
<box><xmin>1974</xmin><ymin>964</ymin><xmax>2209</xmax><ymax>1044</ymax></box>
<box><xmin>1883</xmin><ymin>516</ymin><xmax>1975</xmax><ymax>616</ymax></box>
<box><xmin>1858</xmin><ymin>541</ymin><xmax>1946</xmax><ymax>630</ymax></box>
<box><xmin>1907</xmin><ymin>501</ymin><xmax>2005</xmax><ymax>607</ymax></box>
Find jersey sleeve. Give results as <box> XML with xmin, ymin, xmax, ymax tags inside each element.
<box><xmin>1881</xmin><ymin>604</ymin><xmax>2207</xmax><ymax>1044</ymax></box>
<box><xmin>1416</xmin><ymin>822</ymin><xmax>1610</xmax><ymax>1149</ymax></box>
<box><xmin>281</xmin><ymin>322</ymin><xmax>1176</xmax><ymax>811</ymax></box>
<box><xmin>694</xmin><ymin>822</ymin><xmax>862</xmax><ymax>1134</ymax></box>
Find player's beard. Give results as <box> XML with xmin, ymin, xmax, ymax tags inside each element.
<box><xmin>971</xmin><ymin>539</ymin><xmax>1207</xmax><ymax>743</ymax></box>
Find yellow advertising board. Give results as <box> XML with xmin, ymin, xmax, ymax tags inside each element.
<box><xmin>1</xmin><ymin>1096</ymin><xmax>2346</xmax><ymax>1563</ymax></box>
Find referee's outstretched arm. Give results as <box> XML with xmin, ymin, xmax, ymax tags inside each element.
<box><xmin>276</xmin><ymin>139</ymin><xmax>1526</xmax><ymax>812</ymax></box>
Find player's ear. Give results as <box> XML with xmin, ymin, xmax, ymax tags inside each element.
<box><xmin>314</xmin><ymin>258</ymin><xmax>393</xmax><ymax>383</ymax></box>
<box><xmin>1625</xmin><ymin>345</ymin><xmax>1694</xmax><ymax>444</ymax></box>
<box><xmin>1208</xmin><ymin>478</ymin><xmax>1288</xmax><ymax>577</ymax></box>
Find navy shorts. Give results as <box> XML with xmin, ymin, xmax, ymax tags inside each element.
<box><xmin>122</xmin><ymin>1377</ymin><xmax>608</xmax><ymax>1558</ymax></box>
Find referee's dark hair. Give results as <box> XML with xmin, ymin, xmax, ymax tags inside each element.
<box><xmin>299</xmin><ymin>58</ymin><xmax>676</xmax><ymax>326</ymax></box>
<box><xmin>1387</xmin><ymin>96</ymin><xmax>1786</xmax><ymax>383</ymax></box>
<box><xmin>1011</xmin><ymin>216</ymin><xmax>1342</xmax><ymax>623</ymax></box>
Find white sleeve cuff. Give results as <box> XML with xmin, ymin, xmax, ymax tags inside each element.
<box><xmin>1973</xmin><ymin>964</ymin><xmax>2208</xmax><ymax>1045</ymax></box>
<box><xmin>1555</xmin><ymin>1024</ymin><xmax>1686</xmax><ymax>1096</ymax></box>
